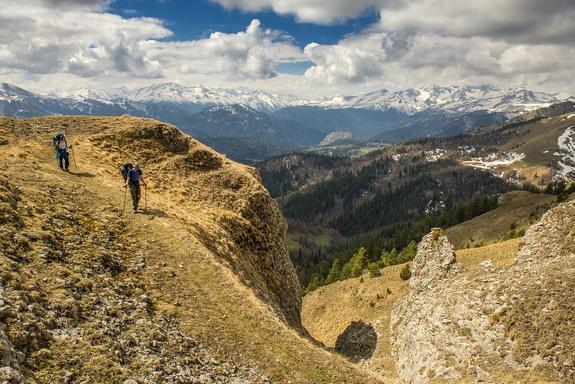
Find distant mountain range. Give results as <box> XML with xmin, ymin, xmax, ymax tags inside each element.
<box><xmin>55</xmin><ymin>82</ymin><xmax>298</xmax><ymax>114</ymax></box>
<box><xmin>1</xmin><ymin>81</ymin><xmax>573</xmax><ymax>161</ymax></box>
<box><xmin>54</xmin><ymin>82</ymin><xmax>570</xmax><ymax>115</ymax></box>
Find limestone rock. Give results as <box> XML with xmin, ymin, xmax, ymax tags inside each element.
<box><xmin>335</xmin><ymin>321</ymin><xmax>377</xmax><ymax>363</ymax></box>
<box><xmin>391</xmin><ymin>201</ymin><xmax>575</xmax><ymax>383</ymax></box>
<box><xmin>409</xmin><ymin>228</ymin><xmax>461</xmax><ymax>291</ymax></box>
<box><xmin>516</xmin><ymin>199</ymin><xmax>575</xmax><ymax>263</ymax></box>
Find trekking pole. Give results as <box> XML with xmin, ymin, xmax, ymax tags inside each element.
<box><xmin>64</xmin><ymin>127</ymin><xmax>78</xmax><ymax>169</ymax></box>
<box><xmin>70</xmin><ymin>146</ymin><xmax>78</xmax><ymax>169</ymax></box>
<box><xmin>122</xmin><ymin>187</ymin><xmax>128</xmax><ymax>215</ymax></box>
<box><xmin>144</xmin><ymin>185</ymin><xmax>147</xmax><ymax>213</ymax></box>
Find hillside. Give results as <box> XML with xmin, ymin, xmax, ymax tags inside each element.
<box><xmin>258</xmin><ymin>106</ymin><xmax>575</xmax><ymax>288</ymax></box>
<box><xmin>0</xmin><ymin>116</ymin><xmax>378</xmax><ymax>383</ymax></box>
<box><xmin>303</xmin><ymin>198</ymin><xmax>575</xmax><ymax>382</ymax></box>
<box><xmin>444</xmin><ymin>191</ymin><xmax>556</xmax><ymax>248</ymax></box>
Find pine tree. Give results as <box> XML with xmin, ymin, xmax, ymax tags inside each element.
<box><xmin>341</xmin><ymin>259</ymin><xmax>353</xmax><ymax>280</ymax></box>
<box><xmin>351</xmin><ymin>247</ymin><xmax>367</xmax><ymax>277</ymax></box>
<box><xmin>306</xmin><ymin>275</ymin><xmax>321</xmax><ymax>293</ymax></box>
<box><xmin>324</xmin><ymin>259</ymin><xmax>342</xmax><ymax>285</ymax></box>
<box><xmin>399</xmin><ymin>241</ymin><xmax>417</xmax><ymax>262</ymax></box>
<box><xmin>380</xmin><ymin>247</ymin><xmax>398</xmax><ymax>267</ymax></box>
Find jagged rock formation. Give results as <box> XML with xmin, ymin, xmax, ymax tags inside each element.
<box><xmin>391</xmin><ymin>203</ymin><xmax>575</xmax><ymax>383</ymax></box>
<box><xmin>409</xmin><ymin>228</ymin><xmax>462</xmax><ymax>291</ymax></box>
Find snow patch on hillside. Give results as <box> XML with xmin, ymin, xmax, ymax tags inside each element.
<box><xmin>425</xmin><ymin>149</ymin><xmax>446</xmax><ymax>162</ymax></box>
<box><xmin>463</xmin><ymin>152</ymin><xmax>525</xmax><ymax>170</ymax></box>
<box><xmin>554</xmin><ymin>125</ymin><xmax>575</xmax><ymax>180</ymax></box>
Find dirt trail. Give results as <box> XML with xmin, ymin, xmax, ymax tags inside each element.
<box><xmin>0</xmin><ymin>117</ymin><xmax>380</xmax><ymax>384</ymax></box>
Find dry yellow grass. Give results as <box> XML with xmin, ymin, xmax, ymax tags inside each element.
<box><xmin>445</xmin><ymin>190</ymin><xmax>555</xmax><ymax>249</ymax></box>
<box><xmin>302</xmin><ymin>263</ymin><xmax>408</xmax><ymax>382</ymax></box>
<box><xmin>0</xmin><ymin>115</ymin><xmax>380</xmax><ymax>384</ymax></box>
<box><xmin>456</xmin><ymin>237</ymin><xmax>520</xmax><ymax>269</ymax></box>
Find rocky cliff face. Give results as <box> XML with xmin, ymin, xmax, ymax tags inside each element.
<box><xmin>391</xmin><ymin>201</ymin><xmax>575</xmax><ymax>383</ymax></box>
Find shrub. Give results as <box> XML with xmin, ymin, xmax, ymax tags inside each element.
<box><xmin>400</xmin><ymin>264</ymin><xmax>412</xmax><ymax>281</ymax></box>
<box><xmin>367</xmin><ymin>262</ymin><xmax>381</xmax><ymax>278</ymax></box>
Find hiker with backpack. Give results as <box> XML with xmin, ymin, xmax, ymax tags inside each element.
<box><xmin>123</xmin><ymin>162</ymin><xmax>147</xmax><ymax>213</ymax></box>
<box><xmin>53</xmin><ymin>132</ymin><xmax>71</xmax><ymax>171</ymax></box>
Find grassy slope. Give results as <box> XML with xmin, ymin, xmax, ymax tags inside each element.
<box><xmin>302</xmin><ymin>237</ymin><xmax>524</xmax><ymax>382</ymax></box>
<box><xmin>445</xmin><ymin>191</ymin><xmax>555</xmax><ymax>249</ymax></box>
<box><xmin>0</xmin><ymin>116</ymin><xmax>379</xmax><ymax>384</ymax></box>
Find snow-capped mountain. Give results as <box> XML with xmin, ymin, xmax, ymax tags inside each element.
<box><xmin>55</xmin><ymin>82</ymin><xmax>571</xmax><ymax>117</ymax></box>
<box><xmin>1</xmin><ymin>82</ymin><xmax>76</xmax><ymax>117</ymax></box>
<box><xmin>58</xmin><ymin>82</ymin><xmax>299</xmax><ymax>113</ymax></box>
<box><xmin>305</xmin><ymin>85</ymin><xmax>570</xmax><ymax>116</ymax></box>
<box><xmin>2</xmin><ymin>81</ymin><xmax>573</xmax><ymax>147</ymax></box>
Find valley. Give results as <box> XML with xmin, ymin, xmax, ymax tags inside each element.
<box><xmin>258</xmin><ymin>105</ymin><xmax>575</xmax><ymax>290</ymax></box>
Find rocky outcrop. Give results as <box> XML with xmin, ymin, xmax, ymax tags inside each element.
<box><xmin>516</xmin><ymin>199</ymin><xmax>575</xmax><ymax>263</ymax></box>
<box><xmin>409</xmin><ymin>228</ymin><xmax>461</xmax><ymax>291</ymax></box>
<box><xmin>391</xmin><ymin>202</ymin><xmax>575</xmax><ymax>383</ymax></box>
<box><xmin>335</xmin><ymin>321</ymin><xmax>377</xmax><ymax>363</ymax></box>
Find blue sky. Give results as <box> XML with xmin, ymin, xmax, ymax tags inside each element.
<box><xmin>109</xmin><ymin>0</ymin><xmax>379</xmax><ymax>76</ymax></box>
<box><xmin>112</xmin><ymin>0</ymin><xmax>379</xmax><ymax>46</ymax></box>
<box><xmin>1</xmin><ymin>0</ymin><xmax>574</xmax><ymax>96</ymax></box>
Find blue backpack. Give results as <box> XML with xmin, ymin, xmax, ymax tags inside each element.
<box><xmin>120</xmin><ymin>163</ymin><xmax>133</xmax><ymax>181</ymax></box>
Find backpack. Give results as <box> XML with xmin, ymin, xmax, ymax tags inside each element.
<box><xmin>120</xmin><ymin>163</ymin><xmax>133</xmax><ymax>181</ymax></box>
<box><xmin>53</xmin><ymin>133</ymin><xmax>65</xmax><ymax>149</ymax></box>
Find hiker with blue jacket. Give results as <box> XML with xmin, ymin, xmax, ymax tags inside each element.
<box><xmin>124</xmin><ymin>163</ymin><xmax>147</xmax><ymax>212</ymax></box>
<box><xmin>53</xmin><ymin>132</ymin><xmax>71</xmax><ymax>171</ymax></box>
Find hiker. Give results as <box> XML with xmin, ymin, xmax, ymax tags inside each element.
<box><xmin>53</xmin><ymin>132</ymin><xmax>71</xmax><ymax>171</ymax></box>
<box><xmin>124</xmin><ymin>162</ymin><xmax>147</xmax><ymax>212</ymax></box>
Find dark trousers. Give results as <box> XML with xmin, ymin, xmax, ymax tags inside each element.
<box><xmin>129</xmin><ymin>183</ymin><xmax>141</xmax><ymax>210</ymax></box>
<box><xmin>56</xmin><ymin>151</ymin><xmax>69</xmax><ymax>170</ymax></box>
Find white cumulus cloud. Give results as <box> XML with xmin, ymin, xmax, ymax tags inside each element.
<box><xmin>210</xmin><ymin>0</ymin><xmax>387</xmax><ymax>24</ymax></box>
<box><xmin>161</xmin><ymin>19</ymin><xmax>304</xmax><ymax>80</ymax></box>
